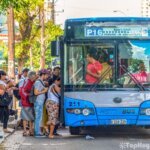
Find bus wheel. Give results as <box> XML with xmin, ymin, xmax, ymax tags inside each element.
<box><xmin>69</xmin><ymin>127</ymin><xmax>80</xmax><ymax>135</ymax></box>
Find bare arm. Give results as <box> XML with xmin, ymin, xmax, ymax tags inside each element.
<box><xmin>52</xmin><ymin>85</ymin><xmax>61</xmax><ymax>93</ymax></box>
<box><xmin>34</xmin><ymin>87</ymin><xmax>48</xmax><ymax>96</ymax></box>
<box><xmin>87</xmin><ymin>70</ymin><xmax>101</xmax><ymax>79</ymax></box>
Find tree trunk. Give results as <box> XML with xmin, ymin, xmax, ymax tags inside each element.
<box><xmin>18</xmin><ymin>59</ymin><xmax>24</xmax><ymax>74</ymax></box>
<box><xmin>7</xmin><ymin>7</ymin><xmax>15</xmax><ymax>79</ymax></box>
<box><xmin>39</xmin><ymin>6</ymin><xmax>45</xmax><ymax>69</ymax></box>
<box><xmin>30</xmin><ymin>47</ymin><xmax>33</xmax><ymax>70</ymax></box>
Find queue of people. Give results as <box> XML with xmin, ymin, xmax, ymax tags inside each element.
<box><xmin>0</xmin><ymin>66</ymin><xmax>61</xmax><ymax>139</ymax></box>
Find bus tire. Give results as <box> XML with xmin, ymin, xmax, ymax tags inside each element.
<box><xmin>69</xmin><ymin>127</ymin><xmax>80</xmax><ymax>135</ymax></box>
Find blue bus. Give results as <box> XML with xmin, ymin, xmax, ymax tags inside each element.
<box><xmin>52</xmin><ymin>17</ymin><xmax>150</xmax><ymax>135</ymax></box>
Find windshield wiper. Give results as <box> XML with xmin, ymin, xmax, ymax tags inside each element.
<box><xmin>120</xmin><ymin>65</ymin><xmax>145</xmax><ymax>91</ymax></box>
<box><xmin>89</xmin><ymin>66</ymin><xmax>112</xmax><ymax>91</ymax></box>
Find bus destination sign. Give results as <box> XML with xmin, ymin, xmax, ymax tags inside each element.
<box><xmin>84</xmin><ymin>26</ymin><xmax>149</xmax><ymax>38</ymax></box>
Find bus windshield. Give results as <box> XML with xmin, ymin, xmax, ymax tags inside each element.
<box><xmin>64</xmin><ymin>40</ymin><xmax>150</xmax><ymax>89</ymax></box>
<box><xmin>64</xmin><ymin>42</ymin><xmax>114</xmax><ymax>86</ymax></box>
<box><xmin>118</xmin><ymin>40</ymin><xmax>150</xmax><ymax>88</ymax></box>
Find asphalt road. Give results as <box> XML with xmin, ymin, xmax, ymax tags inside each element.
<box><xmin>1</xmin><ymin>127</ymin><xmax>150</xmax><ymax>150</ymax></box>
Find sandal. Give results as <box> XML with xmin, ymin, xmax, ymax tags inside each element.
<box><xmin>43</xmin><ymin>128</ymin><xmax>49</xmax><ymax>136</ymax></box>
<box><xmin>3</xmin><ymin>129</ymin><xmax>12</xmax><ymax>133</ymax></box>
<box><xmin>29</xmin><ymin>131</ymin><xmax>34</xmax><ymax>136</ymax></box>
<box><xmin>48</xmin><ymin>135</ymin><xmax>54</xmax><ymax>139</ymax></box>
<box><xmin>23</xmin><ymin>131</ymin><xmax>28</xmax><ymax>136</ymax></box>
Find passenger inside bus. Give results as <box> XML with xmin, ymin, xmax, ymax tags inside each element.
<box><xmin>85</xmin><ymin>47</ymin><xmax>103</xmax><ymax>84</ymax></box>
<box><xmin>97</xmin><ymin>49</ymin><xmax>113</xmax><ymax>83</ymax></box>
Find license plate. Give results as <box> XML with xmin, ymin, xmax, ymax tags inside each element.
<box><xmin>111</xmin><ymin>119</ymin><xmax>127</xmax><ymax>125</ymax></box>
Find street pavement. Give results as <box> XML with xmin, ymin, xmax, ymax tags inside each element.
<box><xmin>1</xmin><ymin>127</ymin><xmax>150</xmax><ymax>150</ymax></box>
<box><xmin>0</xmin><ymin>116</ymin><xmax>18</xmax><ymax>144</ymax></box>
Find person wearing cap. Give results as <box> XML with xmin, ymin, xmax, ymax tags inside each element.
<box><xmin>34</xmin><ymin>69</ymin><xmax>49</xmax><ymax>137</ymax></box>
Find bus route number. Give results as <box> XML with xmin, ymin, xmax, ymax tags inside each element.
<box><xmin>69</xmin><ymin>101</ymin><xmax>80</xmax><ymax>107</ymax></box>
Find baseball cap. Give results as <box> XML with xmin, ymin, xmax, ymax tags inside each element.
<box><xmin>39</xmin><ymin>69</ymin><xmax>49</xmax><ymax>75</ymax></box>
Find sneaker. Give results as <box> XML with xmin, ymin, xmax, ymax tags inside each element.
<box><xmin>34</xmin><ymin>134</ymin><xmax>46</xmax><ymax>138</ymax></box>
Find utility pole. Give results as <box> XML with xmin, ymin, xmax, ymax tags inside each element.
<box><xmin>39</xmin><ymin>5</ymin><xmax>45</xmax><ymax>69</ymax></box>
<box><xmin>47</xmin><ymin>0</ymin><xmax>55</xmax><ymax>23</ymax></box>
<box><xmin>51</xmin><ymin>0</ymin><xmax>55</xmax><ymax>23</ymax></box>
<box><xmin>7</xmin><ymin>6</ymin><xmax>15</xmax><ymax>79</ymax></box>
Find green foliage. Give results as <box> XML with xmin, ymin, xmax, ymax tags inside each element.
<box><xmin>24</xmin><ymin>20</ymin><xmax>63</xmax><ymax>69</ymax></box>
<box><xmin>0</xmin><ymin>41</ymin><xmax>7</xmax><ymax>60</ymax></box>
<box><xmin>129</xmin><ymin>59</ymin><xmax>144</xmax><ymax>73</ymax></box>
<box><xmin>0</xmin><ymin>0</ymin><xmax>43</xmax><ymax>13</ymax></box>
<box><xmin>0</xmin><ymin>0</ymin><xmax>63</xmax><ymax>70</ymax></box>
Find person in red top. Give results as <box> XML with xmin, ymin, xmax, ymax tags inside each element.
<box><xmin>86</xmin><ymin>47</ymin><xmax>103</xmax><ymax>84</ymax></box>
<box><xmin>20</xmin><ymin>71</ymin><xmax>37</xmax><ymax>136</ymax></box>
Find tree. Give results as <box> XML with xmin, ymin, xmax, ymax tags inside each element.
<box><xmin>0</xmin><ymin>0</ymin><xmax>63</xmax><ymax>72</ymax></box>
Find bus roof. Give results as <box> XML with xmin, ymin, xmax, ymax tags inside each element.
<box><xmin>65</xmin><ymin>17</ymin><xmax>150</xmax><ymax>23</ymax></box>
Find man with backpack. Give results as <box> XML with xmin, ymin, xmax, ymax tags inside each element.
<box><xmin>20</xmin><ymin>71</ymin><xmax>37</xmax><ymax>136</ymax></box>
<box><xmin>13</xmin><ymin>68</ymin><xmax>29</xmax><ymax>129</ymax></box>
<box><xmin>34</xmin><ymin>69</ymin><xmax>49</xmax><ymax>137</ymax></box>
<box><xmin>13</xmin><ymin>68</ymin><xmax>29</xmax><ymax>101</ymax></box>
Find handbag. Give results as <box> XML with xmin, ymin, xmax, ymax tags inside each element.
<box><xmin>0</xmin><ymin>92</ymin><xmax>12</xmax><ymax>106</ymax></box>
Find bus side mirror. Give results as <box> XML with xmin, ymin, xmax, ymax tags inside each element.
<box><xmin>51</xmin><ymin>40</ymin><xmax>60</xmax><ymax>56</ymax></box>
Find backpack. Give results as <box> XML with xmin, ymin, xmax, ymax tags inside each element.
<box><xmin>29</xmin><ymin>79</ymin><xmax>45</xmax><ymax>104</ymax></box>
<box><xmin>0</xmin><ymin>92</ymin><xmax>12</xmax><ymax>106</ymax></box>
<box><xmin>13</xmin><ymin>83</ymin><xmax>21</xmax><ymax>100</ymax></box>
<box><xmin>29</xmin><ymin>85</ymin><xmax>36</xmax><ymax>104</ymax></box>
<box><xmin>14</xmin><ymin>79</ymin><xmax>25</xmax><ymax>100</ymax></box>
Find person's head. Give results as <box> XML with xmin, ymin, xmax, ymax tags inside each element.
<box><xmin>28</xmin><ymin>71</ymin><xmax>37</xmax><ymax>81</ymax></box>
<box><xmin>39</xmin><ymin>69</ymin><xmax>49</xmax><ymax>81</ymax></box>
<box><xmin>47</xmin><ymin>67</ymin><xmax>52</xmax><ymax>77</ymax></box>
<box><xmin>22</xmin><ymin>68</ymin><xmax>29</xmax><ymax>77</ymax></box>
<box><xmin>0</xmin><ymin>70</ymin><xmax>7</xmax><ymax>81</ymax></box>
<box><xmin>86</xmin><ymin>47</ymin><xmax>97</xmax><ymax>63</ymax></box>
<box><xmin>53</xmin><ymin>76</ymin><xmax>61</xmax><ymax>86</ymax></box>
<box><xmin>53</xmin><ymin>66</ymin><xmax>60</xmax><ymax>76</ymax></box>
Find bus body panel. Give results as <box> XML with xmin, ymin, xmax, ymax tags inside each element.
<box><xmin>64</xmin><ymin>91</ymin><xmax>150</xmax><ymax>107</ymax></box>
<box><xmin>64</xmin><ymin>94</ymin><xmax>150</xmax><ymax>127</ymax></box>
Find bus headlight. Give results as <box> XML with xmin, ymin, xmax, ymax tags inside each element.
<box><xmin>66</xmin><ymin>108</ymin><xmax>95</xmax><ymax>115</ymax></box>
<box><xmin>82</xmin><ymin>109</ymin><xmax>90</xmax><ymax>116</ymax></box>
<box><xmin>74</xmin><ymin>109</ymin><xmax>81</xmax><ymax>115</ymax></box>
<box><xmin>140</xmin><ymin>108</ymin><xmax>150</xmax><ymax>116</ymax></box>
<box><xmin>146</xmin><ymin>109</ymin><xmax>150</xmax><ymax>116</ymax></box>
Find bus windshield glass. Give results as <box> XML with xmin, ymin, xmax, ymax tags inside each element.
<box><xmin>118</xmin><ymin>40</ymin><xmax>150</xmax><ymax>88</ymax></box>
<box><xmin>64</xmin><ymin>19</ymin><xmax>150</xmax><ymax>90</ymax></box>
<box><xmin>64</xmin><ymin>42</ymin><xmax>114</xmax><ymax>86</ymax></box>
<box><xmin>64</xmin><ymin>40</ymin><xmax>150</xmax><ymax>89</ymax></box>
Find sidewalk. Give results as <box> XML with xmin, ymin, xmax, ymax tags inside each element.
<box><xmin>0</xmin><ymin>116</ymin><xmax>19</xmax><ymax>144</ymax></box>
<box><xmin>0</xmin><ymin>126</ymin><xmax>14</xmax><ymax>144</ymax></box>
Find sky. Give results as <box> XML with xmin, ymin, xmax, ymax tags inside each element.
<box><xmin>55</xmin><ymin>0</ymin><xmax>141</xmax><ymax>27</ymax></box>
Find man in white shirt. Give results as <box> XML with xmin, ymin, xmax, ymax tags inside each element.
<box><xmin>19</xmin><ymin>68</ymin><xmax>29</xmax><ymax>88</ymax></box>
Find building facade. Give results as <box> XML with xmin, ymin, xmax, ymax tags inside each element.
<box><xmin>141</xmin><ymin>0</ymin><xmax>150</xmax><ymax>17</ymax></box>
